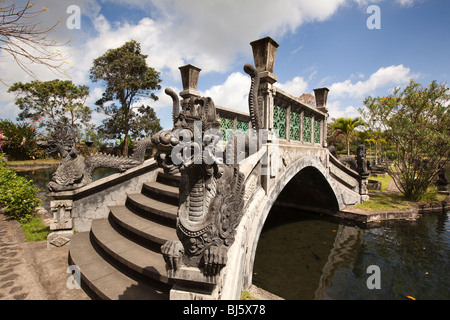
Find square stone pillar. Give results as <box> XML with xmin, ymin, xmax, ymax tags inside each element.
<box><xmin>313</xmin><ymin>87</ymin><xmax>329</xmax><ymax>113</ymax></box>
<box><xmin>314</xmin><ymin>87</ymin><xmax>330</xmax><ymax>147</ymax></box>
<box><xmin>250</xmin><ymin>37</ymin><xmax>279</xmax><ymax>84</ymax></box>
<box><xmin>250</xmin><ymin>37</ymin><xmax>280</xmax><ymax>194</ymax></box>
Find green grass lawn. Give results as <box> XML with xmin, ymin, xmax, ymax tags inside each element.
<box><xmin>19</xmin><ymin>215</ymin><xmax>50</xmax><ymax>242</ymax></box>
<box><xmin>356</xmin><ymin>185</ymin><xmax>447</xmax><ymax>212</ymax></box>
<box><xmin>369</xmin><ymin>175</ymin><xmax>391</xmax><ymax>191</ymax></box>
<box><xmin>355</xmin><ymin>193</ymin><xmax>410</xmax><ymax>211</ymax></box>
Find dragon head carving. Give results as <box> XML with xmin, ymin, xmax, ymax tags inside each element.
<box><xmin>39</xmin><ymin>126</ymin><xmax>78</xmax><ymax>163</ymax></box>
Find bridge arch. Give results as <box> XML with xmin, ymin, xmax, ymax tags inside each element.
<box><xmin>223</xmin><ymin>154</ymin><xmax>346</xmax><ymax>296</ymax></box>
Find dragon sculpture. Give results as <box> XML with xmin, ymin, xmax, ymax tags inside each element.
<box><xmin>155</xmin><ymin>94</ymin><xmax>247</xmax><ymax>276</ymax></box>
<box><xmin>328</xmin><ymin>144</ymin><xmax>369</xmax><ymax>177</ymax></box>
<box><xmin>41</xmin><ymin>126</ymin><xmax>153</xmax><ymax>192</ymax></box>
<box><xmin>157</xmin><ymin>63</ymin><xmax>262</xmax><ymax>276</ymax></box>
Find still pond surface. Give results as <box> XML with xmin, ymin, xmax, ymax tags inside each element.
<box><xmin>18</xmin><ymin>167</ymin><xmax>450</xmax><ymax>300</ymax></box>
<box><xmin>17</xmin><ymin>167</ymin><xmax>117</xmax><ymax>210</ymax></box>
<box><xmin>253</xmin><ymin>207</ymin><xmax>450</xmax><ymax>300</ymax></box>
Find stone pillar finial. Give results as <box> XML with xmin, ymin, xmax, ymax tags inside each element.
<box><xmin>313</xmin><ymin>87</ymin><xmax>329</xmax><ymax>113</ymax></box>
<box><xmin>179</xmin><ymin>64</ymin><xmax>201</xmax><ymax>99</ymax></box>
<box><xmin>250</xmin><ymin>37</ymin><xmax>279</xmax><ymax>84</ymax></box>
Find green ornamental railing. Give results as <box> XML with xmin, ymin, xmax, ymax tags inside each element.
<box><xmin>290</xmin><ymin>111</ymin><xmax>300</xmax><ymax>141</ymax></box>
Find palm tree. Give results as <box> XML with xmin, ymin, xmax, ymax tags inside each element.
<box><xmin>332</xmin><ymin>117</ymin><xmax>365</xmax><ymax>156</ymax></box>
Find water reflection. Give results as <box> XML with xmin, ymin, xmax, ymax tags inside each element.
<box><xmin>253</xmin><ymin>207</ymin><xmax>450</xmax><ymax>300</ymax></box>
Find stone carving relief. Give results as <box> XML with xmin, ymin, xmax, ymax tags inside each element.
<box><xmin>49</xmin><ymin>199</ymin><xmax>73</xmax><ymax>230</ymax></box>
<box><xmin>243</xmin><ymin>63</ymin><xmax>263</xmax><ymax>131</ymax></box>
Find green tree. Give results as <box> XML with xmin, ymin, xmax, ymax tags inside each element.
<box><xmin>361</xmin><ymin>80</ymin><xmax>450</xmax><ymax>201</ymax></box>
<box><xmin>89</xmin><ymin>40</ymin><xmax>162</xmax><ymax>156</ymax></box>
<box><xmin>8</xmin><ymin>79</ymin><xmax>91</xmax><ymax>139</ymax></box>
<box><xmin>357</xmin><ymin>129</ymin><xmax>387</xmax><ymax>164</ymax></box>
<box><xmin>331</xmin><ymin>117</ymin><xmax>364</xmax><ymax>156</ymax></box>
<box><xmin>96</xmin><ymin>103</ymin><xmax>162</xmax><ymax>146</ymax></box>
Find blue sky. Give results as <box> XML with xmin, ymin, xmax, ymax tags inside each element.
<box><xmin>1</xmin><ymin>0</ymin><xmax>449</xmax><ymax>131</ymax></box>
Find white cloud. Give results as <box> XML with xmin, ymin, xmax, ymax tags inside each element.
<box><xmin>352</xmin><ymin>0</ymin><xmax>415</xmax><ymax>8</ymax></box>
<box><xmin>396</xmin><ymin>0</ymin><xmax>415</xmax><ymax>7</ymax></box>
<box><xmin>0</xmin><ymin>101</ymin><xmax>19</xmax><ymax>121</ymax></box>
<box><xmin>202</xmin><ymin>72</ymin><xmax>251</xmax><ymax>113</ymax></box>
<box><xmin>0</xmin><ymin>0</ymin><xmax>355</xmax><ymax>120</ymax></box>
<box><xmin>74</xmin><ymin>0</ymin><xmax>349</xmax><ymax>79</ymax></box>
<box><xmin>329</xmin><ymin>65</ymin><xmax>414</xmax><ymax>99</ymax></box>
<box><xmin>325</xmin><ymin>64</ymin><xmax>418</xmax><ymax>120</ymax></box>
<box><xmin>327</xmin><ymin>100</ymin><xmax>361</xmax><ymax>119</ymax></box>
<box><xmin>276</xmin><ymin>76</ymin><xmax>309</xmax><ymax>97</ymax></box>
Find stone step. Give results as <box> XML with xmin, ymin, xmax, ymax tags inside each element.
<box><xmin>69</xmin><ymin>232</ymin><xmax>170</xmax><ymax>300</ymax></box>
<box><xmin>156</xmin><ymin>172</ymin><xmax>181</xmax><ymax>188</ymax></box>
<box><xmin>109</xmin><ymin>205</ymin><xmax>177</xmax><ymax>249</ymax></box>
<box><xmin>142</xmin><ymin>181</ymin><xmax>179</xmax><ymax>206</ymax></box>
<box><xmin>126</xmin><ymin>193</ymin><xmax>177</xmax><ymax>226</ymax></box>
<box><xmin>90</xmin><ymin>218</ymin><xmax>171</xmax><ymax>285</ymax></box>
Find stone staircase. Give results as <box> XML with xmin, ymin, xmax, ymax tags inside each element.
<box><xmin>69</xmin><ymin>171</ymin><xmax>180</xmax><ymax>300</ymax></box>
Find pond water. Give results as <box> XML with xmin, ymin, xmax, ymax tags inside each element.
<box><xmin>253</xmin><ymin>207</ymin><xmax>450</xmax><ymax>300</ymax></box>
<box><xmin>252</xmin><ymin>163</ymin><xmax>450</xmax><ymax>300</ymax></box>
<box><xmin>16</xmin><ymin>167</ymin><xmax>118</xmax><ymax>210</ymax></box>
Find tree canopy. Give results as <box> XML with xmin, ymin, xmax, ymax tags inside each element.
<box><xmin>361</xmin><ymin>80</ymin><xmax>450</xmax><ymax>201</ymax></box>
<box><xmin>89</xmin><ymin>40</ymin><xmax>162</xmax><ymax>156</ymax></box>
<box><xmin>8</xmin><ymin>79</ymin><xmax>91</xmax><ymax>139</ymax></box>
<box><xmin>331</xmin><ymin>117</ymin><xmax>365</xmax><ymax>156</ymax></box>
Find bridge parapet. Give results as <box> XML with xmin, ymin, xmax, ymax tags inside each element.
<box><xmin>272</xmin><ymin>87</ymin><xmax>327</xmax><ymax>147</ymax></box>
<box><xmin>216</xmin><ymin>105</ymin><xmax>251</xmax><ymax>141</ymax></box>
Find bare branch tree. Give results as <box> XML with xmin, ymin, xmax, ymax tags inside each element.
<box><xmin>0</xmin><ymin>0</ymin><xmax>69</xmax><ymax>80</ymax></box>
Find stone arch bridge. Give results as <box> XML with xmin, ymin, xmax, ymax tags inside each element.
<box><xmin>48</xmin><ymin>37</ymin><xmax>369</xmax><ymax>300</ymax></box>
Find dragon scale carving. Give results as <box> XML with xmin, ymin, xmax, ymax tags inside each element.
<box><xmin>244</xmin><ymin>63</ymin><xmax>262</xmax><ymax>131</ymax></box>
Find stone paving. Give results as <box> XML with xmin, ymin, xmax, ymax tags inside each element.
<box><xmin>0</xmin><ymin>213</ymin><xmax>90</xmax><ymax>300</ymax></box>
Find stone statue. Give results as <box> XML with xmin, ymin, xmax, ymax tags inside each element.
<box><xmin>356</xmin><ymin>144</ymin><xmax>370</xmax><ymax>177</ymax></box>
<box><xmin>40</xmin><ymin>126</ymin><xmax>153</xmax><ymax>192</ymax></box>
<box><xmin>156</xmin><ymin>92</ymin><xmax>248</xmax><ymax>276</ymax></box>
<box><xmin>328</xmin><ymin>144</ymin><xmax>369</xmax><ymax>177</ymax></box>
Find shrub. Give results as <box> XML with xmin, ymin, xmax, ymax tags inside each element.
<box><xmin>0</xmin><ymin>154</ymin><xmax>41</xmax><ymax>222</ymax></box>
<box><xmin>385</xmin><ymin>150</ymin><xmax>398</xmax><ymax>161</ymax></box>
<box><xmin>0</xmin><ymin>119</ymin><xmax>38</xmax><ymax>160</ymax></box>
